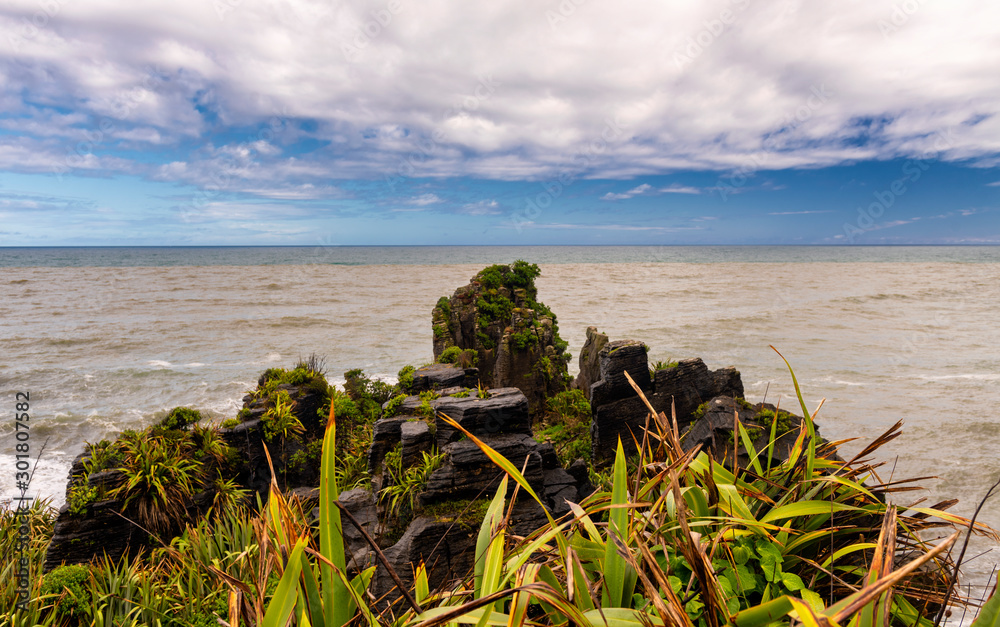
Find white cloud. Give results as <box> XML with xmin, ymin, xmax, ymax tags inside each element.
<box><xmin>408</xmin><ymin>193</ymin><xmax>443</xmax><ymax>206</ymax></box>
<box><xmin>768</xmin><ymin>210</ymin><xmax>835</xmax><ymax>215</ymax></box>
<box><xmin>659</xmin><ymin>184</ymin><xmax>701</xmax><ymax>194</ymax></box>
<box><xmin>603</xmin><ymin>182</ymin><xmax>703</xmax><ymax>200</ymax></box>
<box><xmin>602</xmin><ymin>184</ymin><xmax>653</xmax><ymax>200</ymax></box>
<box><xmin>2</xmin><ymin>0</ymin><xmax>1000</xmax><ymax>185</ymax></box>
<box><xmin>459</xmin><ymin>199</ymin><xmax>501</xmax><ymax>215</ymax></box>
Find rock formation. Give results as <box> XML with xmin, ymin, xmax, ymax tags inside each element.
<box><xmin>572</xmin><ymin>326</ymin><xmax>608</xmax><ymax>400</ymax></box>
<box><xmin>431</xmin><ymin>261</ymin><xmax>570</xmax><ymax>417</ymax></box>
<box><xmin>365</xmin><ymin>385</ymin><xmax>587</xmax><ymax>602</ymax></box>
<box><xmin>588</xmin><ymin>341</ymin><xmax>745</xmax><ymax>462</ymax></box>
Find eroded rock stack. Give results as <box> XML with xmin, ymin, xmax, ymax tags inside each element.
<box><xmin>588</xmin><ymin>340</ymin><xmax>745</xmax><ymax>461</ymax></box>
<box><xmin>431</xmin><ymin>262</ymin><xmax>570</xmax><ymax>417</ymax></box>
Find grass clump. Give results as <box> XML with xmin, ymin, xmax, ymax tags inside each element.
<box><xmin>649</xmin><ymin>359</ymin><xmax>678</xmax><ymax>380</ymax></box>
<box><xmin>535</xmin><ymin>389</ymin><xmax>592</xmax><ymax>466</ymax></box>
<box><xmin>380</xmin><ymin>446</ymin><xmax>445</xmax><ymax>524</ymax></box>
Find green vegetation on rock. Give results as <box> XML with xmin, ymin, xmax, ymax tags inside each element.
<box><xmin>535</xmin><ymin>389</ymin><xmax>592</xmax><ymax>466</ymax></box>
<box><xmin>437</xmin><ymin>345</ymin><xmax>463</xmax><ymax>364</ymax></box>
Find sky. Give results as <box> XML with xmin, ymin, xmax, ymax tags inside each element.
<box><xmin>1</xmin><ymin>0</ymin><xmax>999</xmax><ymax>246</ymax></box>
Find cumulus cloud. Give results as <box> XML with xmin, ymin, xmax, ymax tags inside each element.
<box><xmin>2</xmin><ymin>0</ymin><xmax>1000</xmax><ymax>192</ymax></box>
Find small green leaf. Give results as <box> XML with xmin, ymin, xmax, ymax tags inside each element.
<box><xmin>781</xmin><ymin>571</ymin><xmax>804</xmax><ymax>592</ymax></box>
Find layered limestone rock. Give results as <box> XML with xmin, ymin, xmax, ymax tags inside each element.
<box><xmin>573</xmin><ymin>326</ymin><xmax>609</xmax><ymax>400</ymax></box>
<box><xmin>588</xmin><ymin>341</ymin><xmax>746</xmax><ymax>462</ymax></box>
<box><xmin>431</xmin><ymin>262</ymin><xmax>570</xmax><ymax>417</ymax></box>
<box><xmin>681</xmin><ymin>396</ymin><xmax>839</xmax><ymax>468</ymax></box>
<box><xmin>366</xmin><ymin>385</ymin><xmax>587</xmax><ymax>602</ymax></box>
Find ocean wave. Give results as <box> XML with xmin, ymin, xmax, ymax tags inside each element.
<box><xmin>916</xmin><ymin>373</ymin><xmax>1000</xmax><ymax>382</ymax></box>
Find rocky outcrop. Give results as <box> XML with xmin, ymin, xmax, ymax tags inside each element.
<box><xmin>589</xmin><ymin>344</ymin><xmax>746</xmax><ymax>462</ymax></box>
<box><xmin>44</xmin><ymin>375</ymin><xmax>330</xmax><ymax>572</ymax></box>
<box><xmin>366</xmin><ymin>385</ymin><xmax>588</xmax><ymax>604</ymax></box>
<box><xmin>420</xmin><ymin>433</ymin><xmax>545</xmax><ymax>505</ymax></box>
<box><xmin>680</xmin><ymin>396</ymin><xmax>838</xmax><ymax>468</ymax></box>
<box><xmin>382</xmin><ymin>387</ymin><xmax>531</xmax><ymax>449</ymax></box>
<box><xmin>409</xmin><ymin>363</ymin><xmax>479</xmax><ymax>392</ymax></box>
<box><xmin>573</xmin><ymin>326</ymin><xmax>608</xmax><ymax>400</ymax></box>
<box><xmin>651</xmin><ymin>359</ymin><xmax>745</xmax><ymax>420</ymax></box>
<box><xmin>431</xmin><ymin>262</ymin><xmax>570</xmax><ymax>417</ymax></box>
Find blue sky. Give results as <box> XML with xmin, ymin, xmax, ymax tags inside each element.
<box><xmin>1</xmin><ymin>0</ymin><xmax>999</xmax><ymax>245</ymax></box>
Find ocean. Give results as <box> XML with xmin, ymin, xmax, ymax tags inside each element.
<box><xmin>2</xmin><ymin>245</ymin><xmax>999</xmax><ymax>589</ymax></box>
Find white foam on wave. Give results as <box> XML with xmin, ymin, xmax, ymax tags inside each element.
<box><xmin>0</xmin><ymin>453</ymin><xmax>72</xmax><ymax>509</ymax></box>
<box><xmin>814</xmin><ymin>376</ymin><xmax>866</xmax><ymax>387</ymax></box>
<box><xmin>917</xmin><ymin>373</ymin><xmax>1000</xmax><ymax>382</ymax></box>
<box><xmin>148</xmin><ymin>360</ymin><xmax>173</xmax><ymax>368</ymax></box>
<box><xmin>185</xmin><ymin>362</ymin><xmax>206</xmax><ymax>367</ymax></box>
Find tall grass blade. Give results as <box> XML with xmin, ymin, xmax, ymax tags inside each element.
<box><xmin>262</xmin><ymin>536</ymin><xmax>308</xmax><ymax>627</ymax></box>
<box><xmin>603</xmin><ymin>439</ymin><xmax>629</xmax><ymax>608</ymax></box>
<box><xmin>320</xmin><ymin>402</ymin><xmax>351</xmax><ymax>627</ymax></box>
<box><xmin>771</xmin><ymin>346</ymin><xmax>817</xmax><ymax>478</ymax></box>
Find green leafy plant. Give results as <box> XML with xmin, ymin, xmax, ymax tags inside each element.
<box><xmin>437</xmin><ymin>345</ymin><xmax>463</xmax><ymax>364</ymax></box>
<box><xmin>380</xmin><ymin>448</ymin><xmax>445</xmax><ymax>523</ymax></box>
<box><xmin>383</xmin><ymin>393</ymin><xmax>407</xmax><ymax>418</ymax></box>
<box><xmin>397</xmin><ymin>364</ymin><xmax>416</xmax><ymax>390</ymax></box>
<box><xmin>536</xmin><ymin>388</ymin><xmax>592</xmax><ymax>465</ymax></box>
<box><xmin>41</xmin><ymin>564</ymin><xmax>92</xmax><ymax>619</ymax></box>
<box><xmin>112</xmin><ymin>434</ymin><xmax>201</xmax><ymax>536</ymax></box>
<box><xmin>67</xmin><ymin>483</ymin><xmax>99</xmax><ymax>516</ymax></box>
<box><xmin>159</xmin><ymin>406</ymin><xmax>202</xmax><ymax>431</ymax></box>
<box><xmin>417</xmin><ymin>390</ymin><xmax>439</xmax><ymax>418</ymax></box>
<box><xmin>262</xmin><ymin>390</ymin><xmax>304</xmax><ymax>443</ymax></box>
